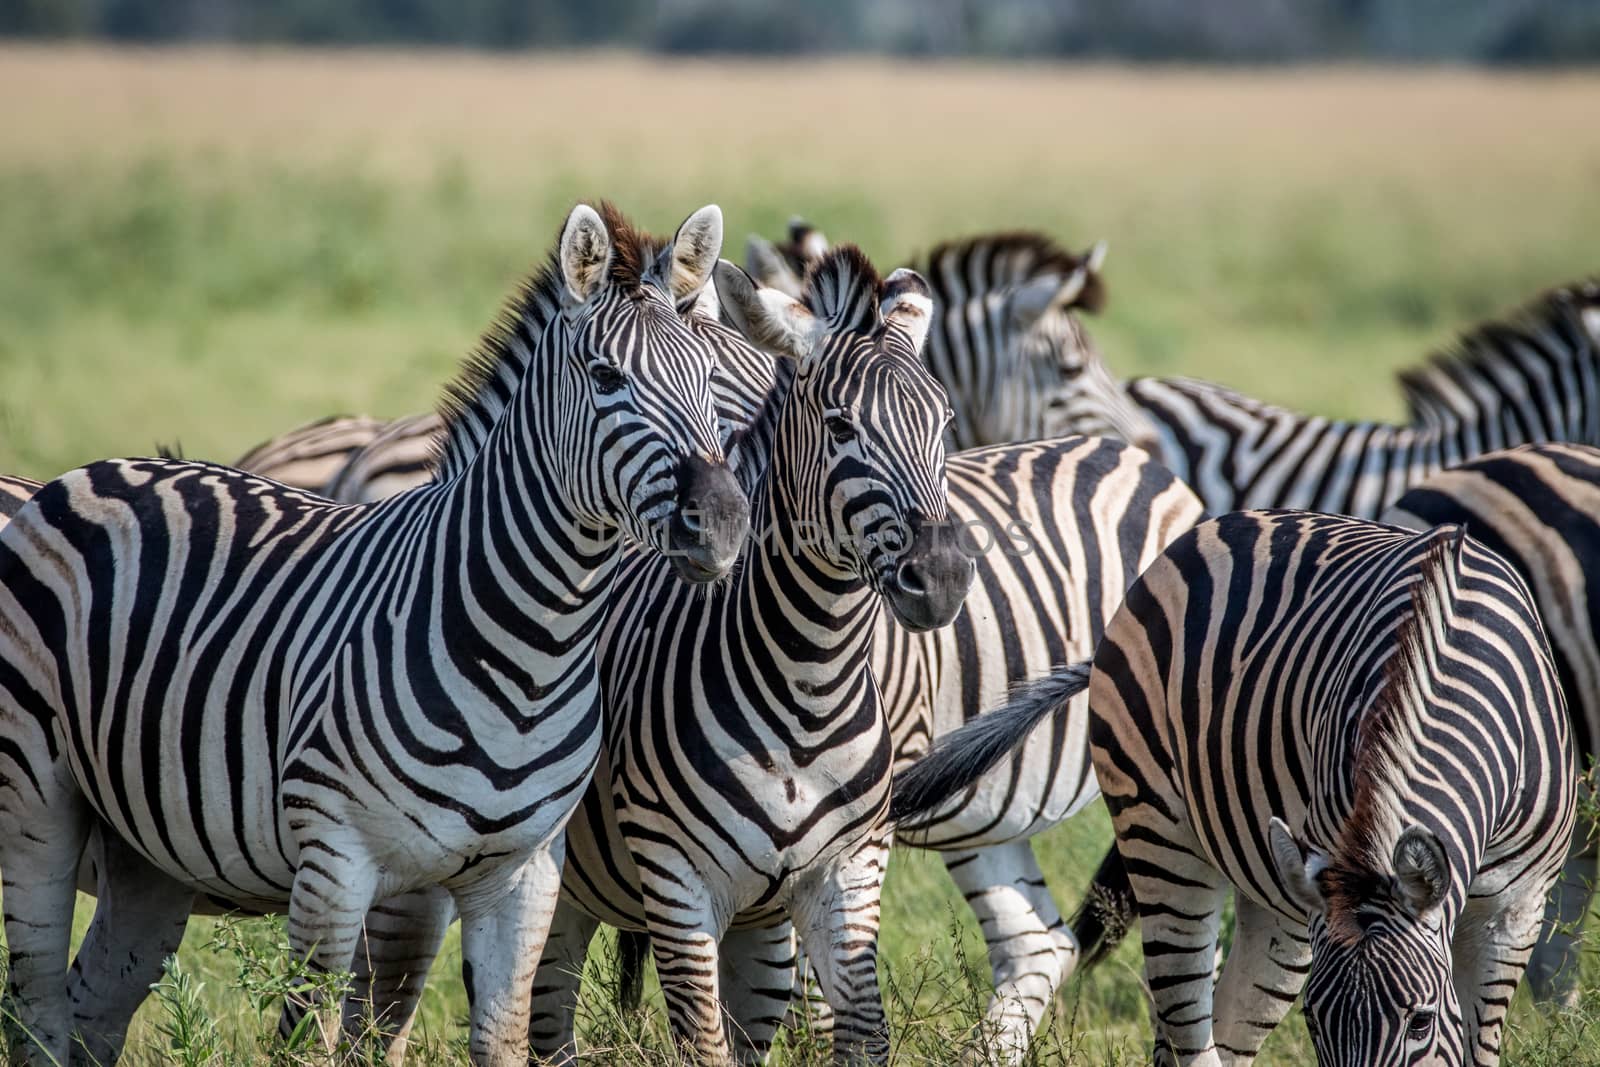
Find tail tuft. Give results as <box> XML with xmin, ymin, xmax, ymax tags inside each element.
<box><xmin>1069</xmin><ymin>846</ymin><xmax>1136</xmax><ymax>970</ymax></box>
<box><xmin>616</xmin><ymin>929</ymin><xmax>650</xmax><ymax>1011</ymax></box>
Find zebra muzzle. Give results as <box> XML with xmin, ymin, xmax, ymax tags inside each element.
<box><xmin>667</xmin><ymin>454</ymin><xmax>749</xmax><ymax>582</ymax></box>
<box><xmin>885</xmin><ymin>516</ymin><xmax>973</xmax><ymax>632</ymax></box>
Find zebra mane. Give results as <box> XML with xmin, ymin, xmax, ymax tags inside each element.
<box><xmin>1397</xmin><ymin>278</ymin><xmax>1600</xmax><ymax>426</ymax></box>
<box><xmin>801</xmin><ymin>245</ymin><xmax>884</xmax><ymax>332</ymax></box>
<box><xmin>918</xmin><ymin>231</ymin><xmax>1106</xmax><ymax>314</ymax></box>
<box><xmin>432</xmin><ymin>201</ymin><xmax>667</xmax><ymax>480</ymax></box>
<box><xmin>1323</xmin><ymin>527</ymin><xmax>1464</xmax><ymax>942</ymax></box>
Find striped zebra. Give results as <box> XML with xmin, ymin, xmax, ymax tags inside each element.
<box><xmin>0</xmin><ymin>201</ymin><xmax>757</xmax><ymax>1067</ymax></box>
<box><xmin>746</xmin><ymin>225</ymin><xmax>1155</xmax><ymax>453</ymax></box>
<box><xmin>521</xmin><ymin>249</ymin><xmax>974</xmax><ymax>1064</ymax></box>
<box><xmin>232</xmin><ymin>413</ymin><xmax>391</xmax><ymax>492</ymax></box>
<box><xmin>306</xmin><ymin>245</ymin><xmax>1204</xmax><ymax>1060</ymax></box>
<box><xmin>761</xmin><ymin>225</ymin><xmax>1600</xmax><ymax>521</ymax></box>
<box><xmin>1103</xmin><ymin>281</ymin><xmax>1600</xmax><ymax>517</ymax></box>
<box><xmin>0</xmin><ymin>475</ymin><xmax>36</xmax><ymax>520</ymax></box>
<box><xmin>897</xmin><ymin>510</ymin><xmax>1575</xmax><ymax>1066</ymax></box>
<box><xmin>1381</xmin><ymin>442</ymin><xmax>1600</xmax><ymax>1006</ymax></box>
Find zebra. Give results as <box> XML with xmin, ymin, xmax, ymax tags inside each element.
<box><xmin>746</xmin><ymin>225</ymin><xmax>1156</xmax><ymax>453</ymax></box>
<box><xmin>895</xmin><ymin>509</ymin><xmax>1575</xmax><ymax>1066</ymax></box>
<box><xmin>521</xmin><ymin>248</ymin><xmax>976</xmax><ymax>1065</ymax></box>
<box><xmin>300</xmin><ymin>248</ymin><xmax>1205</xmax><ymax>1061</ymax></box>
<box><xmin>0</xmin><ymin>201</ymin><xmax>757</xmax><ymax>1067</ymax></box>
<box><xmin>0</xmin><ymin>415</ymin><xmax>376</xmax><ymax>521</ymax></box>
<box><xmin>0</xmin><ymin>475</ymin><xmax>36</xmax><ymax>520</ymax></box>
<box><xmin>1381</xmin><ymin>442</ymin><xmax>1600</xmax><ymax>1006</ymax></box>
<box><xmin>232</xmin><ymin>413</ymin><xmax>392</xmax><ymax>492</ymax></box>
<box><xmin>1100</xmin><ymin>280</ymin><xmax>1600</xmax><ymax>517</ymax></box>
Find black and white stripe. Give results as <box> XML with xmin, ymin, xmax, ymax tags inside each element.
<box><xmin>1382</xmin><ymin>442</ymin><xmax>1600</xmax><ymax>1007</ymax></box>
<box><xmin>525</xmin><ymin>249</ymin><xmax>969</xmax><ymax>1063</ymax></box>
<box><xmin>1117</xmin><ymin>281</ymin><xmax>1600</xmax><ymax>517</ymax></box>
<box><xmin>232</xmin><ymin>413</ymin><xmax>392</xmax><ymax>492</ymax></box>
<box><xmin>900</xmin><ymin>510</ymin><xmax>1575</xmax><ymax>1067</ymax></box>
<box><xmin>0</xmin><ymin>202</ymin><xmax>755</xmax><ymax>1067</ymax></box>
<box><xmin>747</xmin><ymin>225</ymin><xmax>1156</xmax><ymax>452</ymax></box>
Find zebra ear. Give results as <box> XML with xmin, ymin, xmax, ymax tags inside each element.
<box><xmin>880</xmin><ymin>269</ymin><xmax>935</xmax><ymax>353</ymax></box>
<box><xmin>1007</xmin><ymin>269</ymin><xmax>1089</xmax><ymax>333</ymax></box>
<box><xmin>663</xmin><ymin>204</ymin><xmax>724</xmax><ymax>305</ymax></box>
<box><xmin>790</xmin><ymin>217</ymin><xmax>830</xmax><ymax>261</ymax></box>
<box><xmin>713</xmin><ymin>259</ymin><xmax>820</xmax><ymax>361</ymax></box>
<box><xmin>1393</xmin><ymin>824</ymin><xmax>1450</xmax><ymax>918</ymax></box>
<box><xmin>1269</xmin><ymin>816</ymin><xmax>1328</xmax><ymax>915</ymax></box>
<box><xmin>559</xmin><ymin>203</ymin><xmax>613</xmax><ymax>305</ymax></box>
<box><xmin>1085</xmin><ymin>239</ymin><xmax>1109</xmax><ymax>275</ymax></box>
<box><xmin>745</xmin><ymin>235</ymin><xmax>805</xmax><ymax>299</ymax></box>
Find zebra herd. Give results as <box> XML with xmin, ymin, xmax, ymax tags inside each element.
<box><xmin>0</xmin><ymin>201</ymin><xmax>1596</xmax><ymax>1067</ymax></box>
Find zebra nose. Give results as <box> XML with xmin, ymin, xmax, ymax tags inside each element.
<box><xmin>887</xmin><ymin>517</ymin><xmax>973</xmax><ymax>632</ymax></box>
<box><xmin>668</xmin><ymin>455</ymin><xmax>749</xmax><ymax>583</ymax></box>
<box><xmin>895</xmin><ymin>559</ymin><xmax>926</xmax><ymax>597</ymax></box>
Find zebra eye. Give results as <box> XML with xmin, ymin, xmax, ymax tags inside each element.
<box><xmin>1406</xmin><ymin>1009</ymin><xmax>1435</xmax><ymax>1041</ymax></box>
<box><xmin>589</xmin><ymin>363</ymin><xmax>626</xmax><ymax>393</ymax></box>
<box><xmin>825</xmin><ymin>415</ymin><xmax>857</xmax><ymax>444</ymax></box>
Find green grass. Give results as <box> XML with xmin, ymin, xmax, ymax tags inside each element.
<box><xmin>3</xmin><ymin>47</ymin><xmax>1600</xmax><ymax>1065</ymax></box>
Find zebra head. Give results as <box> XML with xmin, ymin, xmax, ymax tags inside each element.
<box><xmin>1270</xmin><ymin>817</ymin><xmax>1462</xmax><ymax>1065</ymax></box>
<box><xmin>550</xmin><ymin>202</ymin><xmax>750</xmax><ymax>581</ymax></box>
<box><xmin>974</xmin><ymin>239</ymin><xmax>1158</xmax><ymax>449</ymax></box>
<box><xmin>716</xmin><ymin>247</ymin><xmax>973</xmax><ymax>632</ymax></box>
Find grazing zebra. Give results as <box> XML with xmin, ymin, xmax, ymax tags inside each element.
<box><xmin>1382</xmin><ymin>442</ymin><xmax>1600</xmax><ymax>1006</ymax></box>
<box><xmin>523</xmin><ymin>248</ymin><xmax>973</xmax><ymax>1064</ymax></box>
<box><xmin>898</xmin><ymin>510</ymin><xmax>1575</xmax><ymax>1066</ymax></box>
<box><xmin>232</xmin><ymin>413</ymin><xmax>391</xmax><ymax>491</ymax></box>
<box><xmin>746</xmin><ymin>225</ymin><xmax>1156</xmax><ymax>451</ymax></box>
<box><xmin>0</xmin><ymin>201</ymin><xmax>756</xmax><ymax>1066</ymax></box>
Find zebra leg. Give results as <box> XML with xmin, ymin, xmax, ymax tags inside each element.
<box><xmin>343</xmin><ymin>886</ymin><xmax>455</xmax><ymax>1063</ymax></box>
<box><xmin>784</xmin><ymin>924</ymin><xmax>835</xmax><ymax>1041</ymax></box>
<box><xmin>1524</xmin><ymin>838</ymin><xmax>1595</xmax><ymax>1006</ymax></box>
<box><xmin>942</xmin><ymin>841</ymin><xmax>1078</xmax><ymax>1064</ymax></box>
<box><xmin>1126</xmin><ymin>850</ymin><xmax>1229</xmax><ymax>1066</ymax></box>
<box><xmin>1452</xmin><ymin>889</ymin><xmax>1547</xmax><ymax>1067</ymax></box>
<box><xmin>1209</xmin><ymin>894</ymin><xmax>1310</xmax><ymax>1065</ymax></box>
<box><xmin>718</xmin><ymin>924</ymin><xmax>799</xmax><ymax>1064</ymax></box>
<box><xmin>641</xmin><ymin>892</ymin><xmax>734</xmax><ymax>1063</ymax></box>
<box><xmin>788</xmin><ymin>836</ymin><xmax>891</xmax><ymax>1065</ymax></box>
<box><xmin>0</xmin><ymin>764</ymin><xmax>90</xmax><ymax>1065</ymax></box>
<box><xmin>281</xmin><ymin>856</ymin><xmax>383</xmax><ymax>1052</ymax></box>
<box><xmin>453</xmin><ymin>842</ymin><xmax>566</xmax><ymax>1067</ymax></box>
<box><xmin>526</xmin><ymin>900</ymin><xmax>598</xmax><ymax>1065</ymax></box>
<box><xmin>66</xmin><ymin>827</ymin><xmax>195</xmax><ymax>1066</ymax></box>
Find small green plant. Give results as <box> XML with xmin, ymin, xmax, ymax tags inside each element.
<box><xmin>151</xmin><ymin>954</ymin><xmax>221</xmax><ymax>1067</ymax></box>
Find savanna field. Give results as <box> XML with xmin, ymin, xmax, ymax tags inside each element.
<box><xmin>2</xmin><ymin>44</ymin><xmax>1600</xmax><ymax>1064</ymax></box>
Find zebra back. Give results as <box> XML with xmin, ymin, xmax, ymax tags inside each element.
<box><xmin>1383</xmin><ymin>442</ymin><xmax>1600</xmax><ymax>764</ymax></box>
<box><xmin>231</xmin><ymin>413</ymin><xmax>391</xmax><ymax>491</ymax></box>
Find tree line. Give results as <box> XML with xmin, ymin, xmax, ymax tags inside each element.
<box><xmin>5</xmin><ymin>0</ymin><xmax>1599</xmax><ymax>63</ymax></box>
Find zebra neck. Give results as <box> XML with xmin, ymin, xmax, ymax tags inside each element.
<box><xmin>426</xmin><ymin>385</ymin><xmax>620</xmax><ymax>679</ymax></box>
<box><xmin>738</xmin><ymin>484</ymin><xmax>881</xmax><ymax>703</ymax></box>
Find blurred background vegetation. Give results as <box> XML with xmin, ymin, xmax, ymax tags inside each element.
<box><xmin>6</xmin><ymin>0</ymin><xmax>1600</xmax><ymax>62</ymax></box>
<box><xmin>2</xmin><ymin>3</ymin><xmax>1599</xmax><ymax>1062</ymax></box>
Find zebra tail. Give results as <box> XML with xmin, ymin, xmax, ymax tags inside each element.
<box><xmin>616</xmin><ymin>929</ymin><xmax>650</xmax><ymax>1012</ymax></box>
<box><xmin>888</xmin><ymin>660</ymin><xmax>1093</xmax><ymax>824</ymax></box>
<box><xmin>1068</xmin><ymin>844</ymin><xmax>1136</xmax><ymax>970</ymax></box>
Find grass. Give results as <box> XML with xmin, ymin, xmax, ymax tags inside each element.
<box><xmin>1</xmin><ymin>43</ymin><xmax>1599</xmax><ymax>1064</ymax></box>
